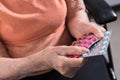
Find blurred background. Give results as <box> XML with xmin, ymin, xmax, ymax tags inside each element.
<box><xmin>104</xmin><ymin>0</ymin><xmax>120</xmax><ymax>79</ymax></box>
<box><xmin>105</xmin><ymin>0</ymin><xmax>120</xmax><ymax>6</ymax></box>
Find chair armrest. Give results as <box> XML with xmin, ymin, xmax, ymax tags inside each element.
<box><xmin>84</xmin><ymin>0</ymin><xmax>117</xmax><ymax>24</ymax></box>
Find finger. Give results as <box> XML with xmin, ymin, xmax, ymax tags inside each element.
<box><xmin>59</xmin><ymin>46</ymin><xmax>88</xmax><ymax>56</ymax></box>
<box><xmin>100</xmin><ymin>26</ymin><xmax>106</xmax><ymax>32</ymax></box>
<box><xmin>67</xmin><ymin>58</ymin><xmax>84</xmax><ymax>67</ymax></box>
<box><xmin>60</xmin><ymin>56</ymin><xmax>85</xmax><ymax>67</ymax></box>
<box><xmin>74</xmin><ymin>33</ymin><xmax>83</xmax><ymax>39</ymax></box>
<box><xmin>90</xmin><ymin>24</ymin><xmax>104</xmax><ymax>39</ymax></box>
<box><xmin>94</xmin><ymin>27</ymin><xmax>104</xmax><ymax>39</ymax></box>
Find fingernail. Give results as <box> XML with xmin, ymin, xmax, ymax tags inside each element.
<box><xmin>100</xmin><ymin>34</ymin><xmax>104</xmax><ymax>39</ymax></box>
<box><xmin>97</xmin><ymin>33</ymin><xmax>104</xmax><ymax>39</ymax></box>
<box><xmin>82</xmin><ymin>48</ymin><xmax>89</xmax><ymax>52</ymax></box>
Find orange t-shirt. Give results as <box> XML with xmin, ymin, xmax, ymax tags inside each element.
<box><xmin>0</xmin><ymin>0</ymin><xmax>73</xmax><ymax>47</ymax></box>
<box><xmin>0</xmin><ymin>0</ymin><xmax>74</xmax><ymax>75</ymax></box>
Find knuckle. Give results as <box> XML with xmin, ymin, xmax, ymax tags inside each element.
<box><xmin>72</xmin><ymin>46</ymin><xmax>80</xmax><ymax>51</ymax></box>
<box><xmin>56</xmin><ymin>60</ymin><xmax>69</xmax><ymax>75</ymax></box>
<box><xmin>61</xmin><ymin>72</ymin><xmax>74</xmax><ymax>78</ymax></box>
<box><xmin>59</xmin><ymin>45</ymin><xmax>67</xmax><ymax>49</ymax></box>
<box><xmin>73</xmin><ymin>46</ymin><xmax>79</xmax><ymax>49</ymax></box>
<box><xmin>46</xmin><ymin>46</ymin><xmax>53</xmax><ymax>51</ymax></box>
<box><xmin>60</xmin><ymin>70</ymin><xmax>67</xmax><ymax>76</ymax></box>
<box><xmin>60</xmin><ymin>69</ymin><xmax>70</xmax><ymax>78</ymax></box>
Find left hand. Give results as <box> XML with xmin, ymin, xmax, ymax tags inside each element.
<box><xmin>68</xmin><ymin>20</ymin><xmax>105</xmax><ymax>39</ymax></box>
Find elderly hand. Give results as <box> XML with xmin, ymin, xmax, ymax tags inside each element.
<box><xmin>67</xmin><ymin>17</ymin><xmax>105</xmax><ymax>40</ymax></box>
<box><xmin>40</xmin><ymin>46</ymin><xmax>88</xmax><ymax>78</ymax></box>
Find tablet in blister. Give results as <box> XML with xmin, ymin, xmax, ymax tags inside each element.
<box><xmin>82</xmin><ymin>31</ymin><xmax>111</xmax><ymax>57</ymax></box>
<box><xmin>70</xmin><ymin>31</ymin><xmax>111</xmax><ymax>58</ymax></box>
<box><xmin>71</xmin><ymin>33</ymin><xmax>100</xmax><ymax>58</ymax></box>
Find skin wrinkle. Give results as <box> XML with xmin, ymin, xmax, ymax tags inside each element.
<box><xmin>0</xmin><ymin>2</ymin><xmax>40</xmax><ymax>19</ymax></box>
<box><xmin>0</xmin><ymin>0</ymin><xmax>71</xmax><ymax>59</ymax></box>
<box><xmin>65</xmin><ymin>0</ymin><xmax>88</xmax><ymax>23</ymax></box>
<box><xmin>0</xmin><ymin>21</ymin><xmax>1</xmax><ymax>38</ymax></box>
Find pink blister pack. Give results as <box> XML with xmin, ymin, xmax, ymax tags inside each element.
<box><xmin>70</xmin><ymin>31</ymin><xmax>111</xmax><ymax>58</ymax></box>
<box><xmin>70</xmin><ymin>33</ymin><xmax>100</xmax><ymax>58</ymax></box>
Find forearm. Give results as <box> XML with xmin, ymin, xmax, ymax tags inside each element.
<box><xmin>0</xmin><ymin>52</ymin><xmax>50</xmax><ymax>80</ymax></box>
<box><xmin>65</xmin><ymin>0</ymin><xmax>96</xmax><ymax>39</ymax></box>
<box><xmin>65</xmin><ymin>0</ymin><xmax>89</xmax><ymax>25</ymax></box>
<box><xmin>0</xmin><ymin>57</ymin><xmax>27</xmax><ymax>80</ymax></box>
<box><xmin>65</xmin><ymin>0</ymin><xmax>104</xmax><ymax>39</ymax></box>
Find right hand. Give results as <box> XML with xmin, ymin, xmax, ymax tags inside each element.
<box><xmin>41</xmin><ymin>46</ymin><xmax>88</xmax><ymax>78</ymax></box>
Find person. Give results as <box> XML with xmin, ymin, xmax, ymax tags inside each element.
<box><xmin>0</xmin><ymin>0</ymin><xmax>106</xmax><ymax>80</ymax></box>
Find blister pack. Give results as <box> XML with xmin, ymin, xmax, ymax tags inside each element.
<box><xmin>71</xmin><ymin>31</ymin><xmax>112</xmax><ymax>58</ymax></box>
<box><xmin>82</xmin><ymin>31</ymin><xmax>111</xmax><ymax>57</ymax></box>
